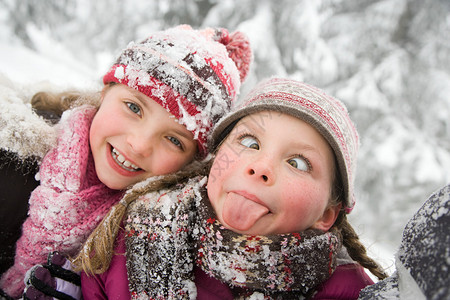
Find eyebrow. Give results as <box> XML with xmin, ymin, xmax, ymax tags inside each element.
<box><xmin>172</xmin><ymin>127</ymin><xmax>194</xmax><ymax>140</ymax></box>
<box><xmin>129</xmin><ymin>89</ymin><xmax>151</xmax><ymax>109</ymax></box>
<box><xmin>236</xmin><ymin>119</ymin><xmax>325</xmax><ymax>157</ymax></box>
<box><xmin>291</xmin><ymin>141</ymin><xmax>323</xmax><ymax>157</ymax></box>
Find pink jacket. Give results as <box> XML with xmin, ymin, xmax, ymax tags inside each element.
<box><xmin>82</xmin><ymin>230</ymin><xmax>372</xmax><ymax>299</ymax></box>
<box><xmin>81</xmin><ymin>230</ymin><xmax>130</xmax><ymax>300</ymax></box>
<box><xmin>311</xmin><ymin>264</ymin><xmax>374</xmax><ymax>299</ymax></box>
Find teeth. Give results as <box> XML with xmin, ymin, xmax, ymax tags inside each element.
<box><xmin>112</xmin><ymin>148</ymin><xmax>140</xmax><ymax>171</ymax></box>
<box><xmin>117</xmin><ymin>154</ymin><xmax>125</xmax><ymax>163</ymax></box>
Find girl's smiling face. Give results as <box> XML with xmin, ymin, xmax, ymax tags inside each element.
<box><xmin>207</xmin><ymin>111</ymin><xmax>341</xmax><ymax>235</ymax></box>
<box><xmin>90</xmin><ymin>84</ymin><xmax>197</xmax><ymax>190</ymax></box>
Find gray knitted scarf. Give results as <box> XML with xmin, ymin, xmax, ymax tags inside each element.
<box><xmin>125</xmin><ymin>176</ymin><xmax>342</xmax><ymax>299</ymax></box>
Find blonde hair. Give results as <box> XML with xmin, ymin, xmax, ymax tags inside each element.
<box><xmin>30</xmin><ymin>83</ymin><xmax>121</xmax><ymax>118</ymax></box>
<box><xmin>31</xmin><ymin>89</ymin><xmax>102</xmax><ymax>116</ymax></box>
<box><xmin>72</xmin><ymin>162</ymin><xmax>210</xmax><ymax>275</ymax></box>
<box><xmin>329</xmin><ymin>166</ymin><xmax>388</xmax><ymax>280</ymax></box>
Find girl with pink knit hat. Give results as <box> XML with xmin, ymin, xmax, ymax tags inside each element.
<box><xmin>85</xmin><ymin>77</ymin><xmax>387</xmax><ymax>299</ymax></box>
<box><xmin>0</xmin><ymin>25</ymin><xmax>252</xmax><ymax>299</ymax></box>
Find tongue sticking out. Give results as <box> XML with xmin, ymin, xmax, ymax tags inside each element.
<box><xmin>222</xmin><ymin>192</ymin><xmax>269</xmax><ymax>232</ymax></box>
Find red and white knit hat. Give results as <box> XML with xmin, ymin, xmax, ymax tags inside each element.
<box><xmin>211</xmin><ymin>78</ymin><xmax>359</xmax><ymax>213</ymax></box>
<box><xmin>103</xmin><ymin>25</ymin><xmax>252</xmax><ymax>157</ymax></box>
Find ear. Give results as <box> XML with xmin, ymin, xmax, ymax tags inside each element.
<box><xmin>312</xmin><ymin>203</ymin><xmax>342</xmax><ymax>231</ymax></box>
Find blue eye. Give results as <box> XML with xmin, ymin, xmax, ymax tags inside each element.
<box><xmin>126</xmin><ymin>102</ymin><xmax>141</xmax><ymax>115</ymax></box>
<box><xmin>288</xmin><ymin>157</ymin><xmax>310</xmax><ymax>171</ymax></box>
<box><xmin>240</xmin><ymin>136</ymin><xmax>259</xmax><ymax>150</ymax></box>
<box><xmin>167</xmin><ymin>136</ymin><xmax>183</xmax><ymax>149</ymax></box>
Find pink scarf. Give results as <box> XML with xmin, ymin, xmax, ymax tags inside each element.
<box><xmin>0</xmin><ymin>106</ymin><xmax>123</xmax><ymax>298</ymax></box>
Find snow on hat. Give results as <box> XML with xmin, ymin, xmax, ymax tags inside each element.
<box><xmin>210</xmin><ymin>78</ymin><xmax>359</xmax><ymax>212</ymax></box>
<box><xmin>103</xmin><ymin>25</ymin><xmax>252</xmax><ymax>157</ymax></box>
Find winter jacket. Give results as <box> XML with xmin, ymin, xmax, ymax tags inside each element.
<box><xmin>0</xmin><ymin>78</ymin><xmax>58</xmax><ymax>276</ymax></box>
<box><xmin>359</xmin><ymin>183</ymin><xmax>450</xmax><ymax>300</ymax></box>
<box><xmin>0</xmin><ymin>149</ymin><xmax>39</xmax><ymax>275</ymax></box>
<box><xmin>312</xmin><ymin>264</ymin><xmax>373</xmax><ymax>299</ymax></box>
<box><xmin>81</xmin><ymin>229</ymin><xmax>130</xmax><ymax>300</ymax></box>
<box><xmin>193</xmin><ymin>263</ymin><xmax>373</xmax><ymax>300</ymax></box>
<box><xmin>0</xmin><ymin>98</ymin><xmax>63</xmax><ymax>276</ymax></box>
<box><xmin>0</xmin><ymin>104</ymin><xmax>123</xmax><ymax>298</ymax></box>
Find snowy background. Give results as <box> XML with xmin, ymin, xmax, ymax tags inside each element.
<box><xmin>1</xmin><ymin>0</ymin><xmax>449</xmax><ymax>275</ymax></box>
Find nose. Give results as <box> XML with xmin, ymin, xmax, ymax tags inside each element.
<box><xmin>127</xmin><ymin>133</ymin><xmax>153</xmax><ymax>157</ymax></box>
<box><xmin>245</xmin><ymin>157</ymin><xmax>275</xmax><ymax>185</ymax></box>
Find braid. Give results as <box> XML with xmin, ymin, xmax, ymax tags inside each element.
<box><xmin>334</xmin><ymin>213</ymin><xmax>388</xmax><ymax>280</ymax></box>
<box><xmin>72</xmin><ymin>161</ymin><xmax>210</xmax><ymax>275</ymax></box>
<box><xmin>329</xmin><ymin>158</ymin><xmax>387</xmax><ymax>280</ymax></box>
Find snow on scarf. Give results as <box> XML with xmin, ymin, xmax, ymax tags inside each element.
<box><xmin>0</xmin><ymin>105</ymin><xmax>123</xmax><ymax>298</ymax></box>
<box><xmin>125</xmin><ymin>176</ymin><xmax>342</xmax><ymax>299</ymax></box>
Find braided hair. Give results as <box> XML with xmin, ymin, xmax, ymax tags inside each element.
<box><xmin>329</xmin><ymin>165</ymin><xmax>388</xmax><ymax>280</ymax></box>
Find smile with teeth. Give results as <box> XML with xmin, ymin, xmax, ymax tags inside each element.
<box><xmin>111</xmin><ymin>147</ymin><xmax>141</xmax><ymax>172</ymax></box>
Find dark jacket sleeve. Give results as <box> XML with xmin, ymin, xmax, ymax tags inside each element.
<box><xmin>0</xmin><ymin>108</ymin><xmax>60</xmax><ymax>276</ymax></box>
<box><xmin>0</xmin><ymin>149</ymin><xmax>39</xmax><ymax>275</ymax></box>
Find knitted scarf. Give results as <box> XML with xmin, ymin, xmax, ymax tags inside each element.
<box><xmin>0</xmin><ymin>105</ymin><xmax>123</xmax><ymax>298</ymax></box>
<box><xmin>125</xmin><ymin>177</ymin><xmax>342</xmax><ymax>299</ymax></box>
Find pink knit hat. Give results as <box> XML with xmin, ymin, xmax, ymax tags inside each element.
<box><xmin>211</xmin><ymin>78</ymin><xmax>359</xmax><ymax>213</ymax></box>
<box><xmin>103</xmin><ymin>25</ymin><xmax>252</xmax><ymax>157</ymax></box>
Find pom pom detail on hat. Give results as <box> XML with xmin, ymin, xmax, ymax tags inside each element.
<box><xmin>103</xmin><ymin>25</ymin><xmax>252</xmax><ymax>157</ymax></box>
<box><xmin>214</xmin><ymin>29</ymin><xmax>252</xmax><ymax>82</ymax></box>
<box><xmin>211</xmin><ymin>78</ymin><xmax>359</xmax><ymax>212</ymax></box>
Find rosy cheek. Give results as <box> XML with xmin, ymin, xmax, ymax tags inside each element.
<box><xmin>162</xmin><ymin>151</ymin><xmax>197</xmax><ymax>174</ymax></box>
<box><xmin>156</xmin><ymin>159</ymin><xmax>182</xmax><ymax>174</ymax></box>
<box><xmin>282</xmin><ymin>181</ymin><xmax>316</xmax><ymax>209</ymax></box>
<box><xmin>211</xmin><ymin>148</ymin><xmax>239</xmax><ymax>176</ymax></box>
<box><xmin>207</xmin><ymin>152</ymin><xmax>235</xmax><ymax>194</ymax></box>
<box><xmin>208</xmin><ymin>161</ymin><xmax>223</xmax><ymax>188</ymax></box>
<box><xmin>206</xmin><ymin>178</ymin><xmax>219</xmax><ymax>204</ymax></box>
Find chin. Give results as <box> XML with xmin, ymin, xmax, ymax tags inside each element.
<box><xmin>99</xmin><ymin>177</ymin><xmax>126</xmax><ymax>190</ymax></box>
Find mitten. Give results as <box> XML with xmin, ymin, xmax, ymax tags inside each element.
<box><xmin>23</xmin><ymin>252</ymin><xmax>81</xmax><ymax>300</ymax></box>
